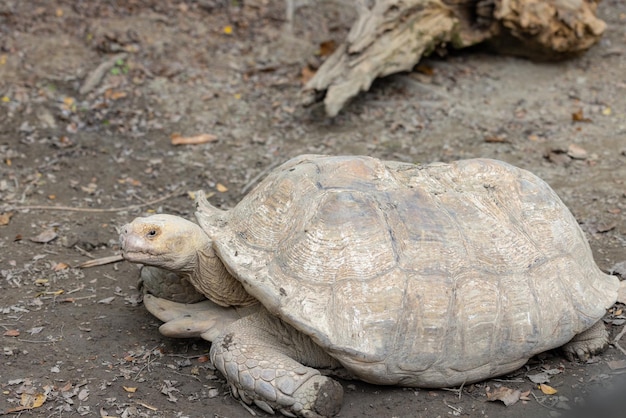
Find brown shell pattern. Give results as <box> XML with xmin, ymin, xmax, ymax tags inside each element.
<box><xmin>197</xmin><ymin>155</ymin><xmax>618</xmax><ymax>387</ymax></box>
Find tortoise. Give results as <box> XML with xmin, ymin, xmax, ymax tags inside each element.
<box><xmin>120</xmin><ymin>155</ymin><xmax>622</xmax><ymax>417</ymax></box>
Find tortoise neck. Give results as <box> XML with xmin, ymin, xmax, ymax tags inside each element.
<box><xmin>186</xmin><ymin>244</ymin><xmax>257</xmax><ymax>308</ymax></box>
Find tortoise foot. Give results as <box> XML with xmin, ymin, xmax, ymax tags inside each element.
<box><xmin>227</xmin><ymin>371</ymin><xmax>343</xmax><ymax>418</ymax></box>
<box><xmin>562</xmin><ymin>321</ymin><xmax>609</xmax><ymax>362</ymax></box>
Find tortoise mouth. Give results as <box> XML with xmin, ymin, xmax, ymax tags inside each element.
<box><xmin>121</xmin><ymin>249</ymin><xmax>163</xmax><ymax>263</ymax></box>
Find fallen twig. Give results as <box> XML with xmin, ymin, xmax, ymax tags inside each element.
<box><xmin>58</xmin><ymin>295</ymin><xmax>97</xmax><ymax>302</ymax></box>
<box><xmin>444</xmin><ymin>401</ymin><xmax>462</xmax><ymax>414</ymax></box>
<box><xmin>491</xmin><ymin>378</ymin><xmax>526</xmax><ymax>383</ymax></box>
<box><xmin>168</xmin><ymin>369</ymin><xmax>201</xmax><ymax>382</ymax></box>
<box><xmin>530</xmin><ymin>391</ymin><xmax>556</xmax><ymax>410</ymax></box>
<box><xmin>135</xmin><ymin>401</ymin><xmax>158</xmax><ymax>412</ymax></box>
<box><xmin>133</xmin><ymin>345</ymin><xmax>163</xmax><ymax>381</ymax></box>
<box><xmin>4</xmin><ymin>191</ymin><xmax>184</xmax><ymax>213</ymax></box>
<box><xmin>66</xmin><ymin>285</ymin><xmax>86</xmax><ymax>294</ymax></box>
<box><xmin>167</xmin><ymin>353</ymin><xmax>210</xmax><ymax>359</ymax></box>
<box><xmin>80</xmin><ymin>53</ymin><xmax>128</xmax><ymax>94</ymax></box>
<box><xmin>74</xmin><ymin>245</ymin><xmax>95</xmax><ymax>259</ymax></box>
<box><xmin>441</xmin><ymin>380</ymin><xmax>466</xmax><ymax>399</ymax></box>
<box><xmin>78</xmin><ymin>255</ymin><xmax>124</xmax><ymax>268</ymax></box>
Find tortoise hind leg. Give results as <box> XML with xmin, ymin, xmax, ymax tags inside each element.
<box><xmin>210</xmin><ymin>309</ymin><xmax>344</xmax><ymax>417</ymax></box>
<box><xmin>562</xmin><ymin>321</ymin><xmax>609</xmax><ymax>362</ymax></box>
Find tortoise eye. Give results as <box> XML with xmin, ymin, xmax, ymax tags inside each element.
<box><xmin>146</xmin><ymin>229</ymin><xmax>158</xmax><ymax>238</ymax></box>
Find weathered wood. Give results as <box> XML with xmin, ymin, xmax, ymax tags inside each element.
<box><xmin>488</xmin><ymin>0</ymin><xmax>606</xmax><ymax>57</ymax></box>
<box><xmin>302</xmin><ymin>0</ymin><xmax>605</xmax><ymax>117</ymax></box>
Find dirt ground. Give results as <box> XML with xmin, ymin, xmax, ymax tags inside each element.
<box><xmin>1</xmin><ymin>0</ymin><xmax>626</xmax><ymax>417</ymax></box>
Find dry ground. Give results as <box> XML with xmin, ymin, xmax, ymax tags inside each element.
<box><xmin>1</xmin><ymin>1</ymin><xmax>625</xmax><ymax>417</ymax></box>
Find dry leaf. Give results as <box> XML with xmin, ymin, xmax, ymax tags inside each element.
<box><xmin>171</xmin><ymin>133</ymin><xmax>217</xmax><ymax>146</ymax></box>
<box><xmin>27</xmin><ymin>327</ymin><xmax>44</xmax><ymax>335</ymax></box>
<box><xmin>59</xmin><ymin>382</ymin><xmax>73</xmax><ymax>392</ymax></box>
<box><xmin>318</xmin><ymin>40</ymin><xmax>337</xmax><ymax>57</ymax></box>
<box><xmin>97</xmin><ymin>296</ymin><xmax>115</xmax><ymax>304</ymax></box>
<box><xmin>484</xmin><ymin>135</ymin><xmax>507</xmax><ymax>143</ymax></box>
<box><xmin>539</xmin><ymin>383</ymin><xmax>557</xmax><ymax>395</ymax></box>
<box><xmin>104</xmin><ymin>90</ymin><xmax>127</xmax><ymax>100</ymax></box>
<box><xmin>486</xmin><ymin>386</ymin><xmax>521</xmax><ymax>406</ymax></box>
<box><xmin>519</xmin><ymin>390</ymin><xmax>532</xmax><ymax>401</ymax></box>
<box><xmin>53</xmin><ymin>262</ymin><xmax>70</xmax><ymax>271</ymax></box>
<box><xmin>20</xmin><ymin>392</ymin><xmax>46</xmax><ymax>409</ymax></box>
<box><xmin>123</xmin><ymin>386</ymin><xmax>137</xmax><ymax>393</ymax></box>
<box><xmin>78</xmin><ymin>388</ymin><xmax>89</xmax><ymax>401</ymax></box>
<box><xmin>216</xmin><ymin>183</ymin><xmax>228</xmax><ymax>193</ymax></box>
<box><xmin>301</xmin><ymin>65</ymin><xmax>316</xmax><ymax>85</ymax></box>
<box><xmin>4</xmin><ymin>329</ymin><xmax>20</xmax><ymax>337</ymax></box>
<box><xmin>81</xmin><ymin>182</ymin><xmax>98</xmax><ymax>194</ymax></box>
<box><xmin>415</xmin><ymin>64</ymin><xmax>434</xmax><ymax>76</ymax></box>
<box><xmin>197</xmin><ymin>355</ymin><xmax>209</xmax><ymax>363</ymax></box>
<box><xmin>30</xmin><ymin>229</ymin><xmax>58</xmax><ymax>243</ymax></box>
<box><xmin>63</xmin><ymin>96</ymin><xmax>75</xmax><ymax>107</ymax></box>
<box><xmin>117</xmin><ymin>177</ymin><xmax>142</xmax><ymax>186</ymax></box>
<box><xmin>0</xmin><ymin>212</ymin><xmax>14</xmax><ymax>226</ymax></box>
<box><xmin>572</xmin><ymin>109</ymin><xmax>591</xmax><ymax>123</ymax></box>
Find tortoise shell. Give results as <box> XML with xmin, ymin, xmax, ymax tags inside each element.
<box><xmin>195</xmin><ymin>155</ymin><xmax>618</xmax><ymax>387</ymax></box>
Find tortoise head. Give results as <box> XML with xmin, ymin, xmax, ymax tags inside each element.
<box><xmin>120</xmin><ymin>214</ymin><xmax>210</xmax><ymax>272</ymax></box>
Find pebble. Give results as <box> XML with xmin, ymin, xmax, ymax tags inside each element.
<box><xmin>567</xmin><ymin>144</ymin><xmax>588</xmax><ymax>160</ymax></box>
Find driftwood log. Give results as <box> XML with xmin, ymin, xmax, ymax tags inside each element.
<box><xmin>302</xmin><ymin>0</ymin><xmax>606</xmax><ymax>117</ymax></box>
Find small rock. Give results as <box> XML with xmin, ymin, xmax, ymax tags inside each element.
<box><xmin>528</xmin><ymin>372</ymin><xmax>551</xmax><ymax>384</ymax></box>
<box><xmin>567</xmin><ymin>144</ymin><xmax>588</xmax><ymax>160</ymax></box>
<box><xmin>30</xmin><ymin>229</ymin><xmax>58</xmax><ymax>243</ymax></box>
<box><xmin>547</xmin><ymin>151</ymin><xmax>571</xmax><ymax>165</ymax></box>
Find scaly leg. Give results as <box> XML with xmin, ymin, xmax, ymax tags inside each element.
<box><xmin>562</xmin><ymin>321</ymin><xmax>609</xmax><ymax>362</ymax></box>
<box><xmin>211</xmin><ymin>309</ymin><xmax>344</xmax><ymax>417</ymax></box>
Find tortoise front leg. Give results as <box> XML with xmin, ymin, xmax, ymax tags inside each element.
<box><xmin>143</xmin><ymin>294</ymin><xmax>242</xmax><ymax>341</ymax></box>
<box><xmin>211</xmin><ymin>310</ymin><xmax>344</xmax><ymax>417</ymax></box>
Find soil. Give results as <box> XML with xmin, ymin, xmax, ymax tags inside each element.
<box><xmin>1</xmin><ymin>1</ymin><xmax>625</xmax><ymax>417</ymax></box>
